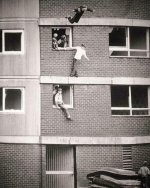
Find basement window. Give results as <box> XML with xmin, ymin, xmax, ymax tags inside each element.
<box><xmin>52</xmin><ymin>27</ymin><xmax>72</xmax><ymax>50</ymax></box>
<box><xmin>0</xmin><ymin>88</ymin><xmax>24</xmax><ymax>112</ymax></box>
<box><xmin>109</xmin><ymin>27</ymin><xmax>149</xmax><ymax>57</ymax></box>
<box><xmin>111</xmin><ymin>85</ymin><xmax>150</xmax><ymax>116</ymax></box>
<box><xmin>53</xmin><ymin>85</ymin><xmax>73</xmax><ymax>108</ymax></box>
<box><xmin>0</xmin><ymin>30</ymin><xmax>24</xmax><ymax>54</ymax></box>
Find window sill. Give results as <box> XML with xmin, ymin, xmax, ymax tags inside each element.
<box><xmin>0</xmin><ymin>52</ymin><xmax>24</xmax><ymax>55</ymax></box>
<box><xmin>0</xmin><ymin>111</ymin><xmax>25</xmax><ymax>114</ymax></box>
<box><xmin>112</xmin><ymin>115</ymin><xmax>150</xmax><ymax>117</ymax></box>
<box><xmin>52</xmin><ymin>48</ymin><xmax>74</xmax><ymax>51</ymax></box>
<box><xmin>53</xmin><ymin>105</ymin><xmax>73</xmax><ymax>109</ymax></box>
<box><xmin>109</xmin><ymin>56</ymin><xmax>149</xmax><ymax>59</ymax></box>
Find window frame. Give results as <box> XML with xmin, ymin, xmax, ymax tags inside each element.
<box><xmin>109</xmin><ymin>27</ymin><xmax>150</xmax><ymax>58</ymax></box>
<box><xmin>1</xmin><ymin>30</ymin><xmax>24</xmax><ymax>55</ymax></box>
<box><xmin>111</xmin><ymin>85</ymin><xmax>150</xmax><ymax>116</ymax></box>
<box><xmin>52</xmin><ymin>27</ymin><xmax>72</xmax><ymax>50</ymax></box>
<box><xmin>53</xmin><ymin>85</ymin><xmax>73</xmax><ymax>108</ymax></box>
<box><xmin>0</xmin><ymin>87</ymin><xmax>25</xmax><ymax>113</ymax></box>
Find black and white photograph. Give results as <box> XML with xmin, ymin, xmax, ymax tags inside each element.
<box><xmin>0</xmin><ymin>0</ymin><xmax>150</xmax><ymax>187</ymax></box>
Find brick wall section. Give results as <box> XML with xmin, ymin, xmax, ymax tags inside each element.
<box><xmin>40</xmin><ymin>0</ymin><xmax>150</xmax><ymax>20</ymax></box>
<box><xmin>41</xmin><ymin>84</ymin><xmax>150</xmax><ymax>136</ymax></box>
<box><xmin>40</xmin><ymin>26</ymin><xmax>150</xmax><ymax>77</ymax></box>
<box><xmin>0</xmin><ymin>144</ymin><xmax>41</xmax><ymax>188</ymax></box>
<box><xmin>132</xmin><ymin>144</ymin><xmax>150</xmax><ymax>172</ymax></box>
<box><xmin>76</xmin><ymin>145</ymin><xmax>123</xmax><ymax>187</ymax></box>
<box><xmin>76</xmin><ymin>144</ymin><xmax>150</xmax><ymax>187</ymax></box>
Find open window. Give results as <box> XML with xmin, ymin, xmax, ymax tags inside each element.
<box><xmin>52</xmin><ymin>27</ymin><xmax>72</xmax><ymax>50</ymax></box>
<box><xmin>0</xmin><ymin>30</ymin><xmax>24</xmax><ymax>54</ymax></box>
<box><xmin>109</xmin><ymin>27</ymin><xmax>149</xmax><ymax>57</ymax></box>
<box><xmin>0</xmin><ymin>88</ymin><xmax>24</xmax><ymax>112</ymax></box>
<box><xmin>53</xmin><ymin>85</ymin><xmax>73</xmax><ymax>108</ymax></box>
<box><xmin>111</xmin><ymin>85</ymin><xmax>150</xmax><ymax>116</ymax></box>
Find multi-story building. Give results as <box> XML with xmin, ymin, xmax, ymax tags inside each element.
<box><xmin>0</xmin><ymin>0</ymin><xmax>150</xmax><ymax>188</ymax></box>
<box><xmin>0</xmin><ymin>0</ymin><xmax>41</xmax><ymax>187</ymax></box>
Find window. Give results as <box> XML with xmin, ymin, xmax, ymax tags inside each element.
<box><xmin>52</xmin><ymin>27</ymin><xmax>72</xmax><ymax>49</ymax></box>
<box><xmin>53</xmin><ymin>85</ymin><xmax>73</xmax><ymax>108</ymax></box>
<box><xmin>109</xmin><ymin>27</ymin><xmax>149</xmax><ymax>57</ymax></box>
<box><xmin>0</xmin><ymin>88</ymin><xmax>24</xmax><ymax>112</ymax></box>
<box><xmin>0</xmin><ymin>30</ymin><xmax>24</xmax><ymax>54</ymax></box>
<box><xmin>111</xmin><ymin>85</ymin><xmax>150</xmax><ymax>116</ymax></box>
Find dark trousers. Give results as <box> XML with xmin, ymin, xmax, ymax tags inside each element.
<box><xmin>70</xmin><ymin>58</ymin><xmax>78</xmax><ymax>77</ymax></box>
<box><xmin>58</xmin><ymin>103</ymin><xmax>70</xmax><ymax>119</ymax></box>
<box><xmin>68</xmin><ymin>7</ymin><xmax>94</xmax><ymax>23</ymax></box>
<box><xmin>141</xmin><ymin>177</ymin><xmax>149</xmax><ymax>188</ymax></box>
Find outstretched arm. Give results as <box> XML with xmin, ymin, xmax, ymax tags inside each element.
<box><xmin>83</xmin><ymin>51</ymin><xmax>89</xmax><ymax>61</ymax></box>
<box><xmin>87</xmin><ymin>8</ymin><xmax>94</xmax><ymax>12</ymax></box>
<box><xmin>65</xmin><ymin>46</ymin><xmax>78</xmax><ymax>50</ymax></box>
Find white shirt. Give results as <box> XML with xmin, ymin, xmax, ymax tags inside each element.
<box><xmin>55</xmin><ymin>92</ymin><xmax>63</xmax><ymax>105</ymax></box>
<box><xmin>73</xmin><ymin>46</ymin><xmax>88</xmax><ymax>60</ymax></box>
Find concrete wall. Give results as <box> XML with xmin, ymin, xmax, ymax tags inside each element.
<box><xmin>0</xmin><ymin>22</ymin><xmax>40</xmax><ymax>76</ymax></box>
<box><xmin>0</xmin><ymin>0</ymin><xmax>39</xmax><ymax>18</ymax></box>
<box><xmin>0</xmin><ymin>79</ymin><xmax>40</xmax><ymax>136</ymax></box>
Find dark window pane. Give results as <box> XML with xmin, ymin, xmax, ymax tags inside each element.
<box><xmin>112</xmin><ymin>110</ymin><xmax>130</xmax><ymax>115</ymax></box>
<box><xmin>111</xmin><ymin>86</ymin><xmax>129</xmax><ymax>107</ymax></box>
<box><xmin>130</xmin><ymin>51</ymin><xmax>147</xmax><ymax>57</ymax></box>
<box><xmin>130</xmin><ymin>28</ymin><xmax>146</xmax><ymax>49</ymax></box>
<box><xmin>5</xmin><ymin>33</ymin><xmax>21</xmax><ymax>51</ymax></box>
<box><xmin>61</xmin><ymin>85</ymin><xmax>70</xmax><ymax>105</ymax></box>
<box><xmin>0</xmin><ymin>30</ymin><xmax>2</xmax><ymax>52</ymax></box>
<box><xmin>0</xmin><ymin>88</ymin><xmax>2</xmax><ymax>110</ymax></box>
<box><xmin>131</xmin><ymin>86</ymin><xmax>148</xmax><ymax>108</ymax></box>
<box><xmin>5</xmin><ymin>89</ymin><xmax>22</xmax><ymax>110</ymax></box>
<box><xmin>109</xmin><ymin>27</ymin><xmax>126</xmax><ymax>46</ymax></box>
<box><xmin>110</xmin><ymin>51</ymin><xmax>128</xmax><ymax>56</ymax></box>
<box><xmin>132</xmin><ymin>110</ymin><xmax>148</xmax><ymax>115</ymax></box>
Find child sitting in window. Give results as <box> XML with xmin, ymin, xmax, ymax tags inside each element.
<box><xmin>54</xmin><ymin>87</ymin><xmax>72</xmax><ymax>120</ymax></box>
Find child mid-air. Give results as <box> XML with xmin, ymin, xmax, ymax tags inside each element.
<box><xmin>65</xmin><ymin>5</ymin><xmax>94</xmax><ymax>24</ymax></box>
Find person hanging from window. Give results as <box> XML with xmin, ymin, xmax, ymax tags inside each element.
<box><xmin>54</xmin><ymin>87</ymin><xmax>72</xmax><ymax>120</ymax></box>
<box><xmin>65</xmin><ymin>5</ymin><xmax>94</xmax><ymax>24</ymax></box>
<box><xmin>138</xmin><ymin>161</ymin><xmax>150</xmax><ymax>188</ymax></box>
<box><xmin>65</xmin><ymin>44</ymin><xmax>89</xmax><ymax>77</ymax></box>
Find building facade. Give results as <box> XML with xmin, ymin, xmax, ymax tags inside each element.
<box><xmin>0</xmin><ymin>0</ymin><xmax>150</xmax><ymax>187</ymax></box>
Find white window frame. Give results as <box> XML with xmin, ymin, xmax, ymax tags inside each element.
<box><xmin>52</xmin><ymin>27</ymin><xmax>72</xmax><ymax>49</ymax></box>
<box><xmin>109</xmin><ymin>27</ymin><xmax>150</xmax><ymax>58</ymax></box>
<box><xmin>53</xmin><ymin>85</ymin><xmax>73</xmax><ymax>108</ymax></box>
<box><xmin>111</xmin><ymin>85</ymin><xmax>150</xmax><ymax>116</ymax></box>
<box><xmin>1</xmin><ymin>30</ymin><xmax>24</xmax><ymax>55</ymax></box>
<box><xmin>0</xmin><ymin>87</ymin><xmax>25</xmax><ymax>113</ymax></box>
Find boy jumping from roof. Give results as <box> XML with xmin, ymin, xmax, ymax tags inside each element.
<box><xmin>65</xmin><ymin>5</ymin><xmax>94</xmax><ymax>24</ymax></box>
<box><xmin>66</xmin><ymin>44</ymin><xmax>89</xmax><ymax>77</ymax></box>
